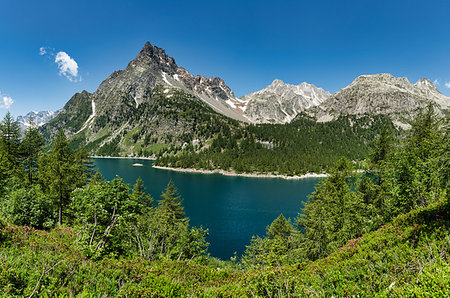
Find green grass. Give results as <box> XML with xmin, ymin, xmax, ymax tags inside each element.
<box><xmin>142</xmin><ymin>143</ymin><xmax>167</xmax><ymax>156</ymax></box>
<box><xmin>122</xmin><ymin>127</ymin><xmax>143</xmax><ymax>147</ymax></box>
<box><xmin>1</xmin><ymin>199</ymin><xmax>448</xmax><ymax>296</ymax></box>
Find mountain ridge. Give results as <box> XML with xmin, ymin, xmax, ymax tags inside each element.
<box><xmin>41</xmin><ymin>42</ymin><xmax>449</xmax><ymax>158</ymax></box>
<box><xmin>16</xmin><ymin>110</ymin><xmax>60</xmax><ymax>130</ymax></box>
<box><xmin>308</xmin><ymin>73</ymin><xmax>449</xmax><ymax>128</ymax></box>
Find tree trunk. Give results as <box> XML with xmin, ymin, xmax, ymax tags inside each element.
<box><xmin>58</xmin><ymin>193</ymin><xmax>62</xmax><ymax>226</ymax></box>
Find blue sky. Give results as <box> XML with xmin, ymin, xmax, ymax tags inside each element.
<box><xmin>1</xmin><ymin>0</ymin><xmax>449</xmax><ymax>118</ymax></box>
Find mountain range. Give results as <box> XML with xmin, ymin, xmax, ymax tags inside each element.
<box><xmin>16</xmin><ymin>110</ymin><xmax>60</xmax><ymax>130</ymax></box>
<box><xmin>40</xmin><ymin>42</ymin><xmax>449</xmax><ymax>158</ymax></box>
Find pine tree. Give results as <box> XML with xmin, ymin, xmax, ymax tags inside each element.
<box><xmin>158</xmin><ymin>180</ymin><xmax>185</xmax><ymax>223</ymax></box>
<box><xmin>131</xmin><ymin>177</ymin><xmax>153</xmax><ymax>211</ymax></box>
<box><xmin>38</xmin><ymin>129</ymin><xmax>86</xmax><ymax>225</ymax></box>
<box><xmin>267</xmin><ymin>214</ymin><xmax>293</xmax><ymax>238</ymax></box>
<box><xmin>20</xmin><ymin>118</ymin><xmax>44</xmax><ymax>184</ymax></box>
<box><xmin>394</xmin><ymin>105</ymin><xmax>445</xmax><ymax>212</ymax></box>
<box><xmin>369</xmin><ymin>125</ymin><xmax>393</xmax><ymax>167</ymax></box>
<box><xmin>0</xmin><ymin>112</ymin><xmax>21</xmax><ymax>166</ymax></box>
<box><xmin>297</xmin><ymin>157</ymin><xmax>362</xmax><ymax>260</ymax></box>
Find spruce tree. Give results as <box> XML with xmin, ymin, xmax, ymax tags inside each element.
<box><xmin>267</xmin><ymin>214</ymin><xmax>293</xmax><ymax>238</ymax></box>
<box><xmin>38</xmin><ymin>129</ymin><xmax>86</xmax><ymax>225</ymax></box>
<box><xmin>158</xmin><ymin>180</ymin><xmax>185</xmax><ymax>223</ymax></box>
<box><xmin>0</xmin><ymin>112</ymin><xmax>21</xmax><ymax>166</ymax></box>
<box><xmin>131</xmin><ymin>177</ymin><xmax>153</xmax><ymax>212</ymax></box>
<box><xmin>20</xmin><ymin>118</ymin><xmax>44</xmax><ymax>184</ymax></box>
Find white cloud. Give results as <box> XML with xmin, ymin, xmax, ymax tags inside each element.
<box><xmin>39</xmin><ymin>47</ymin><xmax>47</xmax><ymax>55</ymax></box>
<box><xmin>0</xmin><ymin>94</ymin><xmax>14</xmax><ymax>109</ymax></box>
<box><xmin>40</xmin><ymin>46</ymin><xmax>81</xmax><ymax>82</ymax></box>
<box><xmin>433</xmin><ymin>79</ymin><xmax>440</xmax><ymax>86</ymax></box>
<box><xmin>55</xmin><ymin>51</ymin><xmax>80</xmax><ymax>81</ymax></box>
<box><xmin>445</xmin><ymin>82</ymin><xmax>450</xmax><ymax>89</ymax></box>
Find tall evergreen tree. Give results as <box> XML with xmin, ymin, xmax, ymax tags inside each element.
<box><xmin>297</xmin><ymin>157</ymin><xmax>363</xmax><ymax>260</ymax></box>
<box><xmin>20</xmin><ymin>118</ymin><xmax>44</xmax><ymax>184</ymax></box>
<box><xmin>267</xmin><ymin>214</ymin><xmax>293</xmax><ymax>239</ymax></box>
<box><xmin>131</xmin><ymin>177</ymin><xmax>153</xmax><ymax>211</ymax></box>
<box><xmin>158</xmin><ymin>180</ymin><xmax>185</xmax><ymax>223</ymax></box>
<box><xmin>394</xmin><ymin>105</ymin><xmax>445</xmax><ymax>213</ymax></box>
<box><xmin>38</xmin><ymin>129</ymin><xmax>86</xmax><ymax>225</ymax></box>
<box><xmin>358</xmin><ymin>125</ymin><xmax>395</xmax><ymax>229</ymax></box>
<box><xmin>369</xmin><ymin>125</ymin><xmax>393</xmax><ymax>167</ymax></box>
<box><xmin>0</xmin><ymin>112</ymin><xmax>21</xmax><ymax>166</ymax></box>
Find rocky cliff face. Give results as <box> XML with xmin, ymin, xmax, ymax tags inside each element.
<box><xmin>310</xmin><ymin>74</ymin><xmax>449</xmax><ymax>128</ymax></box>
<box><xmin>240</xmin><ymin>79</ymin><xmax>331</xmax><ymax>123</ymax></box>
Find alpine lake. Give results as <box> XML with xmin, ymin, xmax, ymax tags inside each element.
<box><xmin>93</xmin><ymin>158</ymin><xmax>323</xmax><ymax>260</ymax></box>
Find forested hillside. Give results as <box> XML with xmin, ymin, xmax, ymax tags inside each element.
<box><xmin>155</xmin><ymin>113</ymin><xmax>395</xmax><ymax>175</ymax></box>
<box><xmin>45</xmin><ymin>85</ymin><xmax>395</xmax><ymax>175</ymax></box>
<box><xmin>0</xmin><ymin>107</ymin><xmax>448</xmax><ymax>296</ymax></box>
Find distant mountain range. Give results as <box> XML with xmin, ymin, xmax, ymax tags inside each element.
<box><xmin>16</xmin><ymin>110</ymin><xmax>60</xmax><ymax>130</ymax></box>
<box><xmin>40</xmin><ymin>41</ymin><xmax>449</xmax><ymax>157</ymax></box>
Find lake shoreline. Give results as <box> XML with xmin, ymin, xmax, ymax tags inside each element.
<box><xmin>152</xmin><ymin>165</ymin><xmax>328</xmax><ymax>180</ymax></box>
<box><xmin>90</xmin><ymin>155</ymin><xmax>156</xmax><ymax>160</ymax></box>
<box><xmin>90</xmin><ymin>156</ymin><xmax>328</xmax><ymax>179</ymax></box>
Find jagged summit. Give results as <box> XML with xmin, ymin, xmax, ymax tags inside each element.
<box><xmin>240</xmin><ymin>79</ymin><xmax>331</xmax><ymax>123</ymax></box>
<box><xmin>89</xmin><ymin>42</ymin><xmax>248</xmax><ymax>122</ymax></box>
<box><xmin>129</xmin><ymin>41</ymin><xmax>178</xmax><ymax>73</ymax></box>
<box><xmin>414</xmin><ymin>78</ymin><xmax>440</xmax><ymax>93</ymax></box>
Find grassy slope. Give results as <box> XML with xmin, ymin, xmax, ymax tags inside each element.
<box><xmin>0</xmin><ymin>199</ymin><xmax>448</xmax><ymax>297</ymax></box>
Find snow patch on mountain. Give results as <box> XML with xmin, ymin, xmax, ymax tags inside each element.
<box><xmin>17</xmin><ymin>110</ymin><xmax>60</xmax><ymax>130</ymax></box>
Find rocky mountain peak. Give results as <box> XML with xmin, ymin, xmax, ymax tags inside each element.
<box><xmin>240</xmin><ymin>79</ymin><xmax>330</xmax><ymax>123</ymax></box>
<box><xmin>129</xmin><ymin>41</ymin><xmax>178</xmax><ymax>74</ymax></box>
<box><xmin>174</xmin><ymin>66</ymin><xmax>249</xmax><ymax>121</ymax></box>
<box><xmin>263</xmin><ymin>79</ymin><xmax>287</xmax><ymax>92</ymax></box>
<box><xmin>270</xmin><ymin>78</ymin><xmax>284</xmax><ymax>86</ymax></box>
<box><xmin>414</xmin><ymin>78</ymin><xmax>439</xmax><ymax>93</ymax></box>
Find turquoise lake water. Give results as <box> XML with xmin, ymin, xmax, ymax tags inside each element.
<box><xmin>93</xmin><ymin>158</ymin><xmax>322</xmax><ymax>260</ymax></box>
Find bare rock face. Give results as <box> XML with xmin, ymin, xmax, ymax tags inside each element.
<box><xmin>94</xmin><ymin>42</ymin><xmax>178</xmax><ymax>112</ymax></box>
<box><xmin>413</xmin><ymin>78</ymin><xmax>449</xmax><ymax>109</ymax></box>
<box><xmin>240</xmin><ymin>79</ymin><xmax>331</xmax><ymax>123</ymax></box>
<box><xmin>176</xmin><ymin>67</ymin><xmax>248</xmax><ymax>121</ymax></box>
<box><xmin>310</xmin><ymin>74</ymin><xmax>449</xmax><ymax>127</ymax></box>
